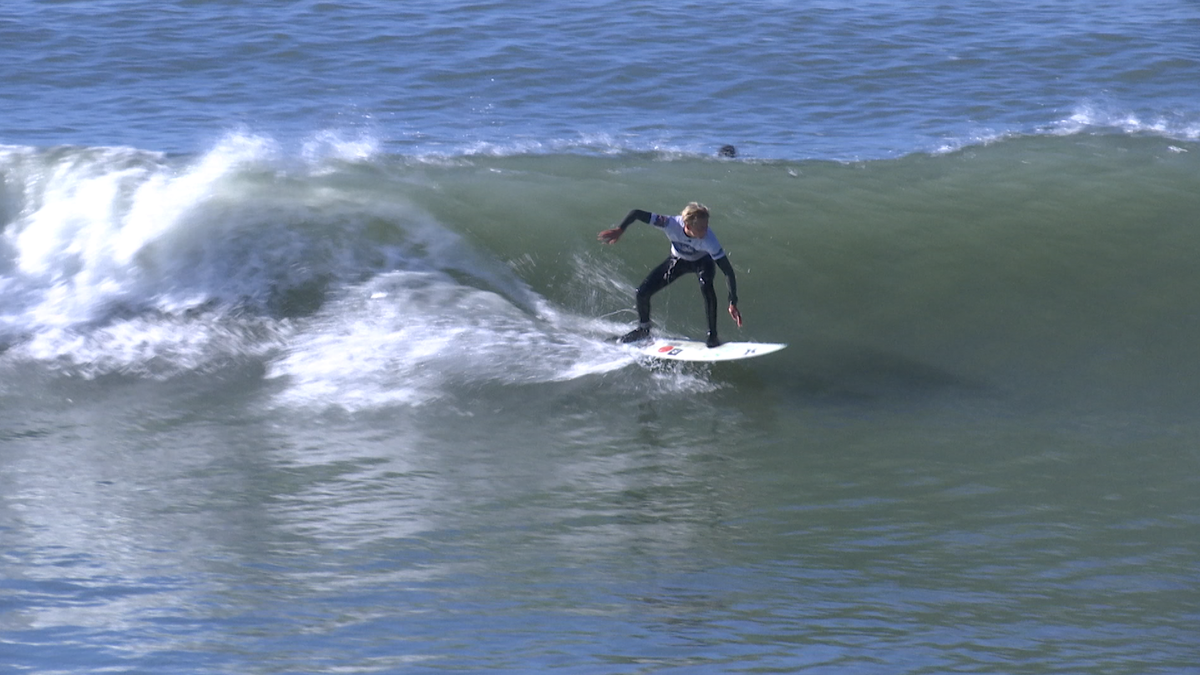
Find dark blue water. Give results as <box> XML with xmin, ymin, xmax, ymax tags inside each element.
<box><xmin>4</xmin><ymin>0</ymin><xmax>1198</xmax><ymax>159</ymax></box>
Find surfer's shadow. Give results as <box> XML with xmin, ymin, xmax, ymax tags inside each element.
<box><xmin>788</xmin><ymin>342</ymin><xmax>995</xmax><ymax>406</ymax></box>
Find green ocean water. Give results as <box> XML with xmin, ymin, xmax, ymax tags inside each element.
<box><xmin>3</xmin><ymin>135</ymin><xmax>1199</xmax><ymax>673</ymax></box>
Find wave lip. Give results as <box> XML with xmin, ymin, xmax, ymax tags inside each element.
<box><xmin>0</xmin><ymin>134</ymin><xmax>490</xmax><ymax>379</ymax></box>
<box><xmin>1049</xmin><ymin>102</ymin><xmax>1200</xmax><ymax>141</ymax></box>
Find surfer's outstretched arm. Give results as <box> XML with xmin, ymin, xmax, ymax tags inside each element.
<box><xmin>598</xmin><ymin>209</ymin><xmax>651</xmax><ymax>244</ymax></box>
<box><xmin>715</xmin><ymin>256</ymin><xmax>743</xmax><ymax>327</ymax></box>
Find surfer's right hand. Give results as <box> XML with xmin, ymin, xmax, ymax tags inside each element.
<box><xmin>597</xmin><ymin>228</ymin><xmax>623</xmax><ymax>244</ymax></box>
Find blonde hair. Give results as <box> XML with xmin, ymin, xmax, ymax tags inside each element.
<box><xmin>681</xmin><ymin>202</ymin><xmax>710</xmax><ymax>226</ymax></box>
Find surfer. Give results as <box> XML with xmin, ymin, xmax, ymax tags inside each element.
<box><xmin>598</xmin><ymin>202</ymin><xmax>742</xmax><ymax>348</ymax></box>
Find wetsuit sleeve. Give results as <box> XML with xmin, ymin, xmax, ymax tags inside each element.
<box><xmin>715</xmin><ymin>256</ymin><xmax>739</xmax><ymax>305</ymax></box>
<box><xmin>617</xmin><ymin>209</ymin><xmax>652</xmax><ymax>231</ymax></box>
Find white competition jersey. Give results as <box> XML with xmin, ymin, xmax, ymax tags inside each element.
<box><xmin>649</xmin><ymin>213</ymin><xmax>727</xmax><ymax>262</ymax></box>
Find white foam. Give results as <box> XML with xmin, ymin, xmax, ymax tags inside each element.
<box><xmin>301</xmin><ymin>129</ymin><xmax>380</xmax><ymax>164</ymax></box>
<box><xmin>8</xmin><ymin>314</ymin><xmax>290</xmax><ymax>380</ymax></box>
<box><xmin>2</xmin><ymin>134</ymin><xmax>286</xmax><ymax>331</ymax></box>
<box><xmin>267</xmin><ymin>272</ymin><xmax>638</xmax><ymax>411</ymax></box>
<box><xmin>0</xmin><ymin>134</ymin><xmax>351</xmax><ymax>375</ymax></box>
<box><xmin>1051</xmin><ymin>102</ymin><xmax>1200</xmax><ymax>141</ymax></box>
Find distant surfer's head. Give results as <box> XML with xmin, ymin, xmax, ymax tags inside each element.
<box><xmin>681</xmin><ymin>202</ymin><xmax>709</xmax><ymax>238</ymax></box>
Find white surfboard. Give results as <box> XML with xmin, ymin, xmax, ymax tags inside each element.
<box><xmin>637</xmin><ymin>338</ymin><xmax>786</xmax><ymax>362</ymax></box>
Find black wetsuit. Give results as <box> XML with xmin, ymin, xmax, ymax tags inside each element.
<box><xmin>619</xmin><ymin>210</ymin><xmax>738</xmax><ymax>339</ymax></box>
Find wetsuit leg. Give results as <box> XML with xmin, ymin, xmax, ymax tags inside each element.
<box><xmin>695</xmin><ymin>257</ymin><xmax>718</xmax><ymax>335</ymax></box>
<box><xmin>636</xmin><ymin>257</ymin><xmax>690</xmax><ymax>325</ymax></box>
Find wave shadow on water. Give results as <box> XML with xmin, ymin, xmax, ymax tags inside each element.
<box><xmin>773</xmin><ymin>340</ymin><xmax>994</xmax><ymax>409</ymax></box>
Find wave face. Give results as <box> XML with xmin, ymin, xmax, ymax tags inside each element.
<box><xmin>3</xmin><ymin>133</ymin><xmax>1199</xmax><ymax>414</ymax></box>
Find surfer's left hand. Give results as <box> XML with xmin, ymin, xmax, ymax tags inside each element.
<box><xmin>729</xmin><ymin>303</ymin><xmax>743</xmax><ymax>327</ymax></box>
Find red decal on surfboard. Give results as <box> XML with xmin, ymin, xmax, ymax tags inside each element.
<box><xmin>658</xmin><ymin>345</ymin><xmax>677</xmax><ymax>353</ymax></box>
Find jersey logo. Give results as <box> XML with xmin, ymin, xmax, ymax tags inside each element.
<box><xmin>652</xmin><ymin>214</ymin><xmax>671</xmax><ymax>227</ymax></box>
